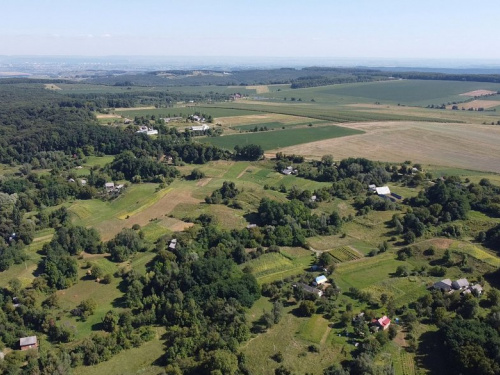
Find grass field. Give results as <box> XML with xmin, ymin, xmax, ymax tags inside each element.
<box><xmin>73</xmin><ymin>327</ymin><xmax>166</xmax><ymax>375</ymax></box>
<box><xmin>69</xmin><ymin>181</ymin><xmax>200</xmax><ymax>240</ymax></box>
<box><xmin>202</xmin><ymin>124</ymin><xmax>363</xmax><ymax>151</ymax></box>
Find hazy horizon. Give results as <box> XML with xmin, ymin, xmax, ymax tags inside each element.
<box><xmin>2</xmin><ymin>0</ymin><xmax>500</xmax><ymax>60</ymax></box>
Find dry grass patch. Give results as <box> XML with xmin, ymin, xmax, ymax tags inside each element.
<box><xmin>460</xmin><ymin>89</ymin><xmax>497</xmax><ymax>97</ymax></box>
<box><xmin>276</xmin><ymin>121</ymin><xmax>500</xmax><ymax>173</ymax></box>
<box><xmin>44</xmin><ymin>84</ymin><xmax>61</xmax><ymax>90</ymax></box>
<box><xmin>246</xmin><ymin>85</ymin><xmax>270</xmax><ymax>94</ymax></box>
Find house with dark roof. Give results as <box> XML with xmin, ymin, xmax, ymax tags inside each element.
<box><xmin>433</xmin><ymin>279</ymin><xmax>452</xmax><ymax>292</ymax></box>
<box><xmin>296</xmin><ymin>282</ymin><xmax>323</xmax><ymax>297</ymax></box>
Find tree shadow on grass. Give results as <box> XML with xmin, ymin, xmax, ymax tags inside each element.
<box><xmin>416</xmin><ymin>330</ymin><xmax>451</xmax><ymax>375</ymax></box>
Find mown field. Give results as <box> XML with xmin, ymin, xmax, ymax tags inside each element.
<box><xmin>277</xmin><ymin>121</ymin><xmax>500</xmax><ymax>174</ymax></box>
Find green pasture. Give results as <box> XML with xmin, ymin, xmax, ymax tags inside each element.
<box><xmin>245</xmin><ymin>251</ymin><xmax>314</xmax><ymax>284</ymax></box>
<box><xmin>69</xmin><ymin>184</ymin><xmax>159</xmax><ymax>227</ymax></box>
<box><xmin>233</xmin><ymin>120</ymin><xmax>326</xmax><ymax>131</ymax></box>
<box><xmin>73</xmin><ymin>327</ymin><xmax>166</xmax><ymax>375</ymax></box>
<box><xmin>242</xmin><ymin>312</ymin><xmax>346</xmax><ymax>375</ymax></box>
<box><xmin>202</xmin><ymin>124</ymin><xmax>362</xmax><ymax>151</ymax></box>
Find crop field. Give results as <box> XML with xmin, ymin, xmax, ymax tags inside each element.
<box><xmin>203</xmin><ymin>102</ymin><xmax>456</xmax><ymax>124</ymax></box>
<box><xmin>327</xmin><ymin>246</ymin><xmax>363</xmax><ymax>263</ymax></box>
<box><xmin>115</xmin><ymin>106</ymin><xmax>264</xmax><ymax>119</ymax></box>
<box><xmin>449</xmin><ymin>241</ymin><xmax>500</xmax><ymax>267</ymax></box>
<box><xmin>277</xmin><ymin>121</ymin><xmax>500</xmax><ymax>174</ymax></box>
<box><xmin>202</xmin><ymin>124</ymin><xmax>363</xmax><ymax>151</ymax></box>
<box><xmin>233</xmin><ymin>120</ymin><xmax>325</xmax><ymax>131</ymax></box>
<box><xmin>257</xmin><ymin>80</ymin><xmax>500</xmax><ymax>107</ymax></box>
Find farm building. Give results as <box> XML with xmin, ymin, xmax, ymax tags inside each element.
<box><xmin>377</xmin><ymin>316</ymin><xmax>391</xmax><ymax>330</ymax></box>
<box><xmin>296</xmin><ymin>283</ymin><xmax>323</xmax><ymax>297</ymax></box>
<box><xmin>314</xmin><ymin>275</ymin><xmax>328</xmax><ymax>286</ymax></box>
<box><xmin>136</xmin><ymin>126</ymin><xmax>158</xmax><ymax>135</ymax></box>
<box><xmin>375</xmin><ymin>186</ymin><xmax>391</xmax><ymax>196</ymax></box>
<box><xmin>190</xmin><ymin>124</ymin><xmax>210</xmax><ymax>132</ymax></box>
<box><xmin>105</xmin><ymin>182</ymin><xmax>115</xmax><ymax>192</ymax></box>
<box><xmin>246</xmin><ymin>224</ymin><xmax>257</xmax><ymax>229</ymax></box>
<box><xmin>433</xmin><ymin>279</ymin><xmax>452</xmax><ymax>292</ymax></box>
<box><xmin>368</xmin><ymin>184</ymin><xmax>377</xmax><ymax>192</ymax></box>
<box><xmin>20</xmin><ymin>336</ymin><xmax>38</xmax><ymax>351</ymax></box>
<box><xmin>452</xmin><ymin>278</ymin><xmax>469</xmax><ymax>290</ymax></box>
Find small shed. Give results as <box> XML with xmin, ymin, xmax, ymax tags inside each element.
<box><xmin>168</xmin><ymin>239</ymin><xmax>177</xmax><ymax>250</ymax></box>
<box><xmin>20</xmin><ymin>336</ymin><xmax>38</xmax><ymax>351</ymax></box>
<box><xmin>314</xmin><ymin>275</ymin><xmax>328</xmax><ymax>286</ymax></box>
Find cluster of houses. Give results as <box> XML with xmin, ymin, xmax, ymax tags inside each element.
<box><xmin>281</xmin><ymin>166</ymin><xmax>298</xmax><ymax>175</ymax></box>
<box><xmin>68</xmin><ymin>178</ymin><xmax>87</xmax><ymax>185</ymax></box>
<box><xmin>136</xmin><ymin>126</ymin><xmax>158</xmax><ymax>136</ymax></box>
<box><xmin>432</xmin><ymin>278</ymin><xmax>483</xmax><ymax>296</ymax></box>
<box><xmin>368</xmin><ymin>185</ymin><xmax>402</xmax><ymax>201</ymax></box>
<box><xmin>294</xmin><ymin>274</ymin><xmax>329</xmax><ymax>298</ymax></box>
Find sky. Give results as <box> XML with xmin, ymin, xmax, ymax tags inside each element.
<box><xmin>1</xmin><ymin>0</ymin><xmax>499</xmax><ymax>60</ymax></box>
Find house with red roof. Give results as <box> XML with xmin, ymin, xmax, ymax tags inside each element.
<box><xmin>377</xmin><ymin>316</ymin><xmax>391</xmax><ymax>330</ymax></box>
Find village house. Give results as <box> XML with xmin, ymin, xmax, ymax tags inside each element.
<box><xmin>105</xmin><ymin>182</ymin><xmax>115</xmax><ymax>192</ymax></box>
<box><xmin>136</xmin><ymin>126</ymin><xmax>158</xmax><ymax>135</ymax></box>
<box><xmin>281</xmin><ymin>166</ymin><xmax>298</xmax><ymax>175</ymax></box>
<box><xmin>375</xmin><ymin>186</ymin><xmax>391</xmax><ymax>196</ymax></box>
<box><xmin>433</xmin><ymin>279</ymin><xmax>453</xmax><ymax>292</ymax></box>
<box><xmin>452</xmin><ymin>278</ymin><xmax>469</xmax><ymax>290</ymax></box>
<box><xmin>376</xmin><ymin>316</ymin><xmax>391</xmax><ymax>330</ymax></box>
<box><xmin>19</xmin><ymin>336</ymin><xmax>38</xmax><ymax>351</ymax></box>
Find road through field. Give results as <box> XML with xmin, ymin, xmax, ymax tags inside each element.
<box><xmin>274</xmin><ymin>121</ymin><xmax>500</xmax><ymax>173</ymax></box>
